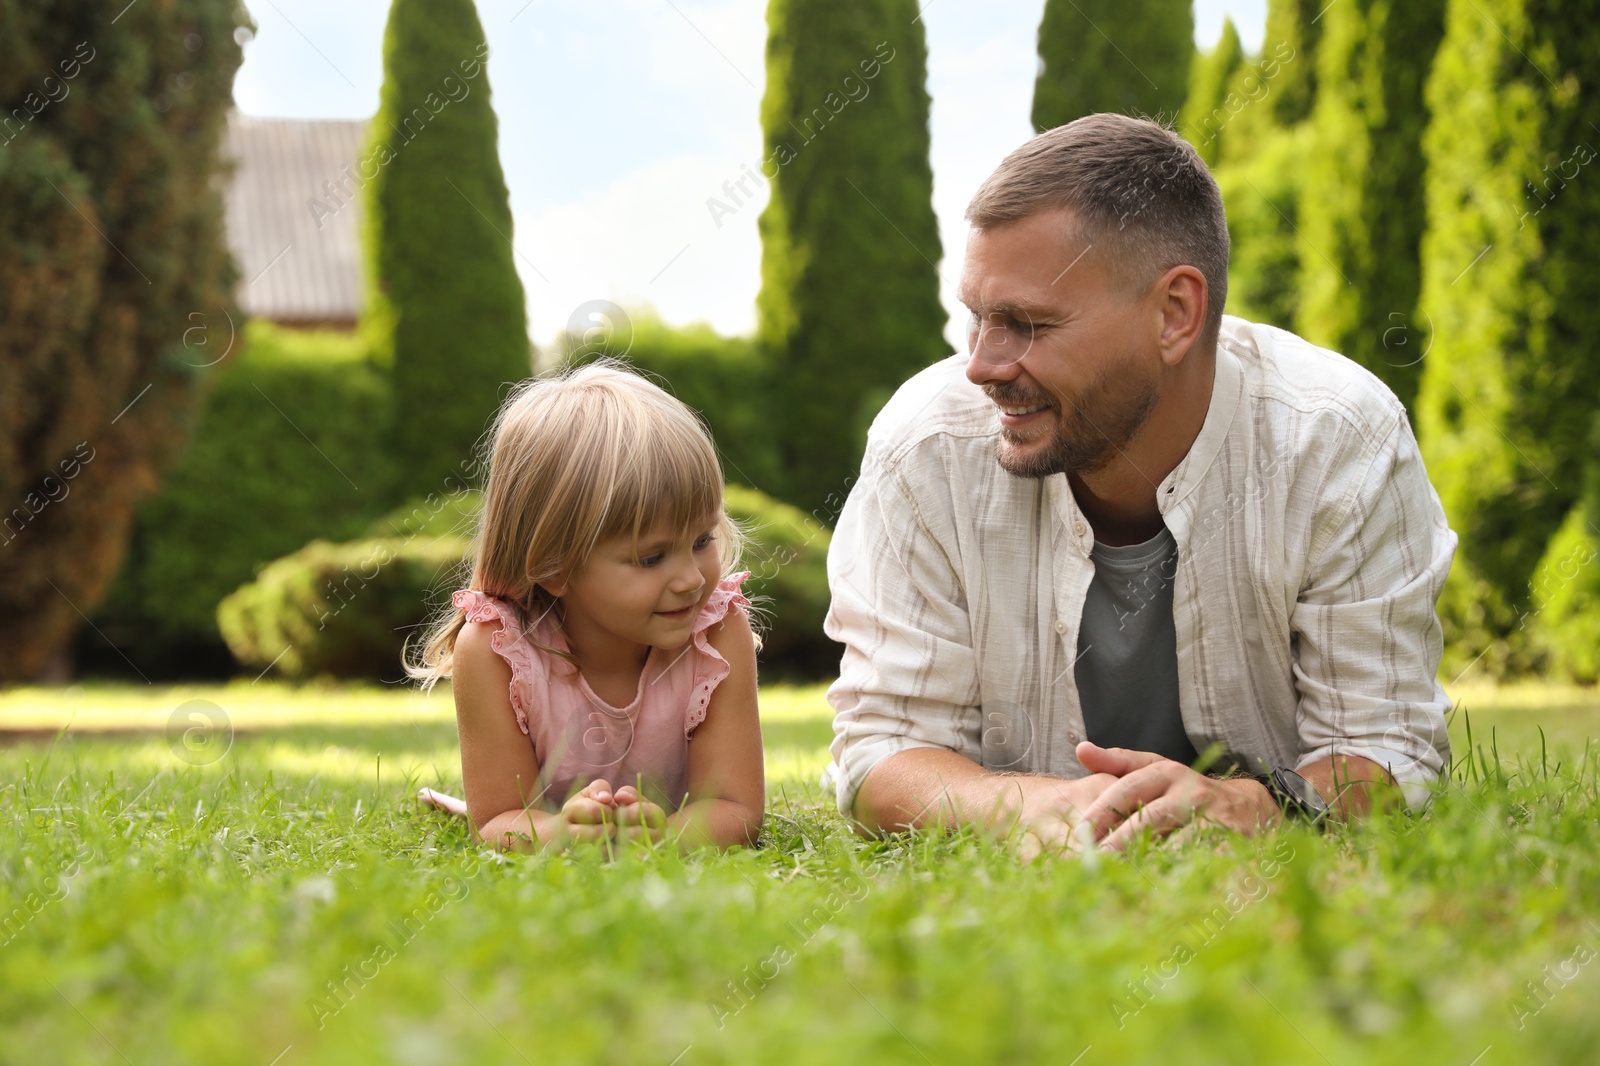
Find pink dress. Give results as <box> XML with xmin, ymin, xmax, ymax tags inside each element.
<box><xmin>432</xmin><ymin>571</ymin><xmax>751</xmax><ymax>814</ymax></box>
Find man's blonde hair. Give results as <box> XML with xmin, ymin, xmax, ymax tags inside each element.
<box><xmin>406</xmin><ymin>358</ymin><xmax>744</xmax><ymax>688</ymax></box>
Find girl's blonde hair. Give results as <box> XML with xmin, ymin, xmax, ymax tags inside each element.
<box><xmin>406</xmin><ymin>358</ymin><xmax>745</xmax><ymax>689</ymax></box>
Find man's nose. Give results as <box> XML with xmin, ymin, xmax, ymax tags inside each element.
<box><xmin>965</xmin><ymin>324</ymin><xmax>1027</xmax><ymax>385</ymax></box>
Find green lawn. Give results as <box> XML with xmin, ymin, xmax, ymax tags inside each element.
<box><xmin>2</xmin><ymin>680</ymin><xmax>1597</xmax><ymax>1065</ymax></box>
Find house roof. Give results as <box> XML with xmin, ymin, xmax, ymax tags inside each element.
<box><xmin>225</xmin><ymin>114</ymin><xmax>369</xmax><ymax>324</ymax></box>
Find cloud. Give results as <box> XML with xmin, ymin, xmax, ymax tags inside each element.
<box><xmin>516</xmin><ymin>151</ymin><xmax>764</xmax><ymax>348</ymax></box>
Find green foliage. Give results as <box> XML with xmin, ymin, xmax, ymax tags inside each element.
<box><xmin>0</xmin><ymin>0</ymin><xmax>246</xmax><ymax>681</ymax></box>
<box><xmin>1262</xmin><ymin>0</ymin><xmax>1324</xmax><ymax>125</ymax></box>
<box><xmin>217</xmin><ymin>533</ymin><xmax>467</xmax><ymax>681</ymax></box>
<box><xmin>1215</xmin><ymin>126</ymin><xmax>1313</xmax><ymax>329</ymax></box>
<box><xmin>1296</xmin><ymin>0</ymin><xmax>1447</xmax><ymax>412</ymax></box>
<box><xmin>1031</xmin><ymin>0</ymin><xmax>1193</xmax><ymax>129</ymax></box>
<box><xmin>1180</xmin><ymin>18</ymin><xmax>1244</xmax><ymax>164</ymax></box>
<box><xmin>3</xmin><ymin>685</ymin><xmax>1600</xmax><ymax>1062</ymax></box>
<box><xmin>1530</xmin><ymin>504</ymin><xmax>1600</xmax><ymax>683</ymax></box>
<box><xmin>757</xmin><ymin>0</ymin><xmax>950</xmax><ymax>515</ymax></box>
<box><xmin>221</xmin><ymin>485</ymin><xmax>837</xmax><ymax>682</ymax></box>
<box><xmin>93</xmin><ymin>323</ymin><xmax>396</xmax><ymax>669</ymax></box>
<box><xmin>560</xmin><ymin>313</ymin><xmax>782</xmax><ymax>497</ymax></box>
<box><xmin>1207</xmin><ymin>2</ymin><xmax>1322</xmax><ymax>336</ymax></box>
<box><xmin>366</xmin><ymin>490</ymin><xmax>483</xmax><ymax>541</ymax></box>
<box><xmin>363</xmin><ymin>0</ymin><xmax>529</xmax><ymax>497</ymax></box>
<box><xmin>1415</xmin><ymin>0</ymin><xmax>1600</xmax><ymax>669</ymax></box>
<box><xmin>725</xmin><ymin>484</ymin><xmax>838</xmax><ymax>679</ymax></box>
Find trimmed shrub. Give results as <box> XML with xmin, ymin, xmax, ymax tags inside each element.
<box><xmin>725</xmin><ymin>484</ymin><xmax>839</xmax><ymax>679</ymax></box>
<box><xmin>1031</xmin><ymin>0</ymin><xmax>1193</xmax><ymax>129</ymax></box>
<box><xmin>1261</xmin><ymin>0</ymin><xmax>1324</xmax><ymax>126</ymax></box>
<box><xmin>0</xmin><ymin>0</ymin><xmax>247</xmax><ymax>681</ymax></box>
<box><xmin>363</xmin><ymin>0</ymin><xmax>529</xmax><ymax>497</ymax></box>
<box><xmin>757</xmin><ymin>0</ymin><xmax>950</xmax><ymax>516</ymax></box>
<box><xmin>560</xmin><ymin>313</ymin><xmax>782</xmax><ymax>497</ymax></box>
<box><xmin>1180</xmin><ymin>18</ymin><xmax>1244</xmax><ymax>164</ymax></box>
<box><xmin>218</xmin><ymin>534</ymin><xmax>467</xmax><ymax>681</ymax></box>
<box><xmin>366</xmin><ymin>490</ymin><xmax>482</xmax><ymax>541</ymax></box>
<box><xmin>1414</xmin><ymin>0</ymin><xmax>1600</xmax><ymax>673</ymax></box>
<box><xmin>222</xmin><ymin>485</ymin><xmax>840</xmax><ymax>681</ymax></box>
<box><xmin>1296</xmin><ymin>0</ymin><xmax>1447</xmax><ymax>412</ymax></box>
<box><xmin>1215</xmin><ymin>125</ymin><xmax>1312</xmax><ymax>330</ymax></box>
<box><xmin>90</xmin><ymin>322</ymin><xmax>396</xmax><ymax>673</ymax></box>
<box><xmin>1529</xmin><ymin>502</ymin><xmax>1600</xmax><ymax>683</ymax></box>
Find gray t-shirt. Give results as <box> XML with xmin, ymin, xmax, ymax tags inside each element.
<box><xmin>1074</xmin><ymin>525</ymin><xmax>1200</xmax><ymax>767</ymax></box>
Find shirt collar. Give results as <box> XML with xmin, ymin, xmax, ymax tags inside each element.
<box><xmin>1046</xmin><ymin>334</ymin><xmax>1245</xmax><ymax>555</ymax></box>
<box><xmin>1158</xmin><ymin>334</ymin><xmax>1244</xmax><ymax>513</ymax></box>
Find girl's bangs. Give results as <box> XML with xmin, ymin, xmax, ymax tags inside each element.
<box><xmin>601</xmin><ymin>419</ymin><xmax>726</xmax><ymax>550</ymax></box>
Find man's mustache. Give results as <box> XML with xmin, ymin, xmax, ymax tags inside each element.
<box><xmin>984</xmin><ymin>384</ymin><xmax>1057</xmax><ymax>409</ymax></box>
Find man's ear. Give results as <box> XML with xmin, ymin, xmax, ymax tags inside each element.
<box><xmin>1156</xmin><ymin>264</ymin><xmax>1208</xmax><ymax>367</ymax></box>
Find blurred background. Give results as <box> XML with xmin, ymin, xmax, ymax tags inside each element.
<box><xmin>2</xmin><ymin>0</ymin><xmax>1595</xmax><ymax>691</ymax></box>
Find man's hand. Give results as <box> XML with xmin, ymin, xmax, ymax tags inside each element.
<box><xmin>851</xmin><ymin>747</ymin><xmax>1119</xmax><ymax>857</ymax></box>
<box><xmin>1011</xmin><ymin>771</ymin><xmax>1121</xmax><ymax>862</ymax></box>
<box><xmin>1073</xmin><ymin>742</ymin><xmax>1279</xmax><ymax>851</ymax></box>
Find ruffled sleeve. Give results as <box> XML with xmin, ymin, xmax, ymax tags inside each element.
<box><xmin>452</xmin><ymin>589</ymin><xmax>544</xmax><ymax>736</ymax></box>
<box><xmin>683</xmin><ymin>571</ymin><xmax>753</xmax><ymax>735</ymax></box>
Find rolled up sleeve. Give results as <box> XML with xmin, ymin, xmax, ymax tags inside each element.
<box><xmin>823</xmin><ymin>448</ymin><xmax>982</xmax><ymax>819</ymax></box>
<box><xmin>1290</xmin><ymin>414</ymin><xmax>1458</xmax><ymax>811</ymax></box>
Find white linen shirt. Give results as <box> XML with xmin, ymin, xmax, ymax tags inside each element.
<box><xmin>822</xmin><ymin>315</ymin><xmax>1456</xmax><ymax>817</ymax></box>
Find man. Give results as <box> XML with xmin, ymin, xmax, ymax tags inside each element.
<box><xmin>822</xmin><ymin>113</ymin><xmax>1456</xmax><ymax>857</ymax></box>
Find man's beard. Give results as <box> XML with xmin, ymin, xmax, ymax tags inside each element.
<box><xmin>987</xmin><ymin>371</ymin><xmax>1158</xmax><ymax>479</ymax></box>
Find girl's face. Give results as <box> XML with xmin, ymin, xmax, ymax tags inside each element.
<box><xmin>549</xmin><ymin>516</ymin><xmax>723</xmax><ymax>657</ymax></box>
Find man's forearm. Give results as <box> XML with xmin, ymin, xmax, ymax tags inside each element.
<box><xmin>1296</xmin><ymin>753</ymin><xmax>1404</xmax><ymax>821</ymax></box>
<box><xmin>853</xmin><ymin>748</ymin><xmax>1096</xmax><ymax>835</ymax></box>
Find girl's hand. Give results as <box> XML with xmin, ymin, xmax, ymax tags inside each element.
<box><xmin>556</xmin><ymin>778</ymin><xmax>621</xmax><ymax>844</ymax></box>
<box><xmin>611</xmin><ymin>789</ymin><xmax>667</xmax><ymax>844</ymax></box>
<box><xmin>552</xmin><ymin>780</ymin><xmax>664</xmax><ymax>846</ymax></box>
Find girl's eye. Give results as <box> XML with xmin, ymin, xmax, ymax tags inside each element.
<box><xmin>695</xmin><ymin>533</ymin><xmax>716</xmax><ymax>551</ymax></box>
<box><xmin>638</xmin><ymin>553</ymin><xmax>664</xmax><ymax>567</ymax></box>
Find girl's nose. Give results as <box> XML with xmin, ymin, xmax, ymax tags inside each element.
<box><xmin>670</xmin><ymin>557</ymin><xmax>705</xmax><ymax>594</ymax></box>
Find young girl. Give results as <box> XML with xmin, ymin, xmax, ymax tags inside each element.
<box><xmin>408</xmin><ymin>360</ymin><xmax>764</xmax><ymax>852</ymax></box>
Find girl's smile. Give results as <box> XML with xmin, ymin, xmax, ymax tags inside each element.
<box><xmin>545</xmin><ymin>520</ymin><xmax>723</xmax><ymax>677</ymax></box>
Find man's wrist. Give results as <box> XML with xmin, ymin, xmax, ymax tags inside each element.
<box><xmin>1244</xmin><ymin>776</ymin><xmax>1282</xmax><ymax>829</ymax></box>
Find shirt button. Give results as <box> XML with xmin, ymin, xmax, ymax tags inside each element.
<box><xmin>1055</xmin><ymin>620</ymin><xmax>1067</xmax><ymax>635</ymax></box>
<box><xmin>1074</xmin><ymin>522</ymin><xmax>1086</xmax><ymax>537</ymax></box>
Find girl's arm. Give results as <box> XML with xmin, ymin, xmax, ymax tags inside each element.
<box><xmin>453</xmin><ymin>620</ymin><xmax>611</xmax><ymax>851</ymax></box>
<box><xmin>667</xmin><ymin>606</ymin><xmax>765</xmax><ymax>848</ymax></box>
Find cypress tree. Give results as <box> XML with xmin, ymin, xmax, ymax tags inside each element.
<box><xmin>1031</xmin><ymin>0</ymin><xmax>1193</xmax><ymax>130</ymax></box>
<box><xmin>364</xmin><ymin>0</ymin><xmax>528</xmax><ymax>497</ymax></box>
<box><xmin>0</xmin><ymin>0</ymin><xmax>244</xmax><ymax>681</ymax></box>
<box><xmin>1530</xmin><ymin>433</ymin><xmax>1600</xmax><ymax>682</ymax></box>
<box><xmin>1414</xmin><ymin>0</ymin><xmax>1600</xmax><ymax>672</ymax></box>
<box><xmin>1295</xmin><ymin>0</ymin><xmax>1447</xmax><ymax>412</ymax></box>
<box><xmin>756</xmin><ymin>0</ymin><xmax>948</xmax><ymax>515</ymax></box>
<box><xmin>1210</xmin><ymin>0</ymin><xmax>1323</xmax><ymax>331</ymax></box>
<box><xmin>1261</xmin><ymin>0</ymin><xmax>1324</xmax><ymax>126</ymax></box>
<box><xmin>1179</xmin><ymin>18</ymin><xmax>1245</xmax><ymax>164</ymax></box>
<box><xmin>1214</xmin><ymin>125</ymin><xmax>1315</xmax><ymax>329</ymax></box>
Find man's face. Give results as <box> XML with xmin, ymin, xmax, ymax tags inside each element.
<box><xmin>959</xmin><ymin>208</ymin><xmax>1163</xmax><ymax>479</ymax></box>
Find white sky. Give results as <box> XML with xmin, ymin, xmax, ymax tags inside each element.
<box><xmin>234</xmin><ymin>0</ymin><xmax>1266</xmax><ymax>351</ymax></box>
